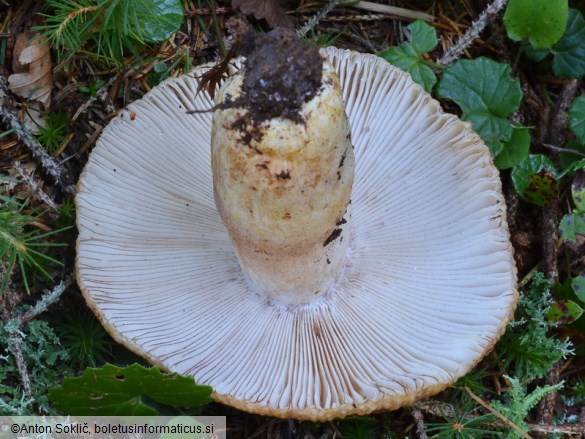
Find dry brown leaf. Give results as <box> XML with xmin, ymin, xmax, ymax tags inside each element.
<box><xmin>231</xmin><ymin>0</ymin><xmax>293</xmax><ymax>29</ymax></box>
<box><xmin>8</xmin><ymin>32</ymin><xmax>53</xmax><ymax>108</ymax></box>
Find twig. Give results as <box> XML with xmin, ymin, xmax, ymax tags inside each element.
<box><xmin>438</xmin><ymin>0</ymin><xmax>508</xmax><ymax>66</ymax></box>
<box><xmin>12</xmin><ymin>160</ymin><xmax>58</xmax><ymax>212</ymax></box>
<box><xmin>542</xmin><ymin>143</ymin><xmax>585</xmax><ymax>158</ymax></box>
<box><xmin>297</xmin><ymin>0</ymin><xmax>344</xmax><ymax>39</ymax></box>
<box><xmin>528</xmin><ymin>423</ymin><xmax>585</xmax><ymax>434</ymax></box>
<box><xmin>71</xmin><ymin>75</ymin><xmax>117</xmax><ymax>122</ymax></box>
<box><xmin>534</xmin><ymin>362</ymin><xmax>562</xmax><ymax>439</ymax></box>
<box><xmin>415</xmin><ymin>398</ymin><xmax>585</xmax><ymax>436</ymax></box>
<box><xmin>542</xmin><ymin>200</ymin><xmax>560</xmax><ymax>280</ymax></box>
<box><xmin>541</xmin><ymin>80</ymin><xmax>580</xmax><ymax>280</ymax></box>
<box><xmin>548</xmin><ymin>79</ymin><xmax>580</xmax><ymax>147</ymax></box>
<box><xmin>0</xmin><ymin>77</ymin><xmax>75</xmax><ymax>195</ymax></box>
<box><xmin>1</xmin><ymin>278</ymin><xmax>70</xmax><ymax>407</ymax></box>
<box><xmin>350</xmin><ymin>1</ymin><xmax>434</xmax><ymax>22</ymax></box>
<box><xmin>518</xmin><ymin>264</ymin><xmax>541</xmax><ymax>288</ymax></box>
<box><xmin>411</xmin><ymin>406</ymin><xmax>429</xmax><ymax>439</ymax></box>
<box><xmin>463</xmin><ymin>386</ymin><xmax>531</xmax><ymax>439</ymax></box>
<box><xmin>11</xmin><ymin>340</ymin><xmax>33</xmax><ymax>399</ymax></box>
<box><xmin>209</xmin><ymin>0</ymin><xmax>226</xmax><ymax>56</ymax></box>
<box><xmin>19</xmin><ymin>278</ymin><xmax>70</xmax><ymax>328</ymax></box>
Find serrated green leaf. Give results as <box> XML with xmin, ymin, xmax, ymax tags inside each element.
<box><xmin>552</xmin><ymin>9</ymin><xmax>585</xmax><ymax>77</ymax></box>
<box><xmin>436</xmin><ymin>57</ymin><xmax>523</xmax><ymax>154</ymax></box>
<box><xmin>559</xmin><ymin>212</ymin><xmax>585</xmax><ymax>243</ymax></box>
<box><xmin>569</xmin><ymin>95</ymin><xmax>585</xmax><ymax>144</ymax></box>
<box><xmin>437</xmin><ymin>57</ymin><xmax>522</xmax><ymax>116</ymax></box>
<box><xmin>493</xmin><ymin>127</ymin><xmax>531</xmax><ymax>169</ymax></box>
<box><xmin>406</xmin><ymin>63</ymin><xmax>437</xmax><ymax>93</ymax></box>
<box><xmin>139</xmin><ymin>0</ymin><xmax>184</xmax><ymax>43</ymax></box>
<box><xmin>547</xmin><ymin>300</ymin><xmax>584</xmax><ymax>324</ymax></box>
<box><xmin>572</xmin><ymin>275</ymin><xmax>585</xmax><ymax>302</ymax></box>
<box><xmin>511</xmin><ymin>154</ymin><xmax>559</xmax><ymax>205</ymax></box>
<box><xmin>463</xmin><ymin>111</ymin><xmax>514</xmax><ymax>144</ymax></box>
<box><xmin>48</xmin><ymin>363</ymin><xmax>212</xmax><ymax>415</ymax></box>
<box><xmin>408</xmin><ymin>20</ymin><xmax>438</xmax><ymax>54</ymax></box>
<box><xmin>377</xmin><ymin>20</ymin><xmax>438</xmax><ymax>92</ymax></box>
<box><xmin>378</xmin><ymin>44</ymin><xmax>437</xmax><ymax>92</ymax></box>
<box><xmin>525</xmin><ymin>9</ymin><xmax>585</xmax><ymax>78</ymax></box>
<box><xmin>504</xmin><ymin>0</ymin><xmax>568</xmax><ymax>49</ymax></box>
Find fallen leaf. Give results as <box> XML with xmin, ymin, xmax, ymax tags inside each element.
<box><xmin>231</xmin><ymin>0</ymin><xmax>293</xmax><ymax>29</ymax></box>
<box><xmin>8</xmin><ymin>32</ymin><xmax>53</xmax><ymax>108</ymax></box>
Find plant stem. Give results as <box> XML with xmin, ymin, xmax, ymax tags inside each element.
<box><xmin>208</xmin><ymin>0</ymin><xmax>226</xmax><ymax>57</ymax></box>
<box><xmin>19</xmin><ymin>278</ymin><xmax>70</xmax><ymax>328</ymax></box>
<box><xmin>297</xmin><ymin>0</ymin><xmax>343</xmax><ymax>39</ymax></box>
<box><xmin>438</xmin><ymin>0</ymin><xmax>509</xmax><ymax>66</ymax></box>
<box><xmin>0</xmin><ymin>77</ymin><xmax>75</xmax><ymax>195</ymax></box>
<box><xmin>12</xmin><ymin>161</ymin><xmax>58</xmax><ymax>212</ymax></box>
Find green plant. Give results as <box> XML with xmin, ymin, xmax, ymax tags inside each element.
<box><xmin>377</xmin><ymin>19</ymin><xmax>440</xmax><ymax>92</ymax></box>
<box><xmin>525</xmin><ymin>8</ymin><xmax>585</xmax><ymax>78</ymax></box>
<box><xmin>146</xmin><ymin>48</ymin><xmax>193</xmax><ymax>86</ymax></box>
<box><xmin>490</xmin><ymin>376</ymin><xmax>563</xmax><ymax>438</ymax></box>
<box><xmin>496</xmin><ymin>272</ymin><xmax>573</xmax><ymax>380</ymax></box>
<box><xmin>0</xmin><ymin>197</ymin><xmax>65</xmax><ymax>295</ymax></box>
<box><xmin>36</xmin><ymin>0</ymin><xmax>184</xmax><ymax>65</ymax></box>
<box><xmin>56</xmin><ymin>197</ymin><xmax>76</xmax><ymax>229</ymax></box>
<box><xmin>52</xmin><ymin>308</ymin><xmax>112</xmax><ymax>369</ymax></box>
<box><xmin>451</xmin><ymin>368</ymin><xmax>494</xmax><ymax>405</ymax></box>
<box><xmin>570</xmin><ymin>376</ymin><xmax>585</xmax><ymax>404</ymax></box>
<box><xmin>49</xmin><ymin>363</ymin><xmax>213</xmax><ymax>415</ymax></box>
<box><xmin>336</xmin><ymin>417</ymin><xmax>378</xmax><ymax>439</ymax></box>
<box><xmin>511</xmin><ymin>154</ymin><xmax>559</xmax><ymax>206</ymax></box>
<box><xmin>504</xmin><ymin>0</ymin><xmax>569</xmax><ymax>49</ymax></box>
<box><xmin>436</xmin><ymin>57</ymin><xmax>529</xmax><ymax>167</ymax></box>
<box><xmin>305</xmin><ymin>29</ymin><xmax>344</xmax><ymax>48</ymax></box>
<box><xmin>78</xmin><ymin>79</ymin><xmax>106</xmax><ymax>96</ymax></box>
<box><xmin>424</xmin><ymin>400</ymin><xmax>500</xmax><ymax>438</ymax></box>
<box><xmin>0</xmin><ymin>317</ymin><xmax>71</xmax><ymax>414</ymax></box>
<box><xmin>35</xmin><ymin>111</ymin><xmax>69</xmax><ymax>153</ymax></box>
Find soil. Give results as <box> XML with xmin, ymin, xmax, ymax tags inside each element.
<box><xmin>227</xmin><ymin>27</ymin><xmax>323</xmax><ymax>124</ymax></box>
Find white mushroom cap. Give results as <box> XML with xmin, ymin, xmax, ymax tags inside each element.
<box><xmin>76</xmin><ymin>47</ymin><xmax>518</xmax><ymax>421</ymax></box>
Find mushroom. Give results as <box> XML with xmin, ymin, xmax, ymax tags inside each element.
<box><xmin>76</xmin><ymin>30</ymin><xmax>518</xmax><ymax>421</ymax></box>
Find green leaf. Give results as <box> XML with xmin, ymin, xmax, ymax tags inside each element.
<box><xmin>491</xmin><ymin>376</ymin><xmax>564</xmax><ymax>437</ymax></box>
<box><xmin>408</xmin><ymin>19</ymin><xmax>438</xmax><ymax>54</ymax></box>
<box><xmin>436</xmin><ymin>57</ymin><xmax>523</xmax><ymax>154</ymax></box>
<box><xmin>572</xmin><ymin>275</ymin><xmax>585</xmax><ymax>302</ymax></box>
<box><xmin>559</xmin><ymin>141</ymin><xmax>585</xmax><ymax>172</ymax></box>
<box><xmin>437</xmin><ymin>57</ymin><xmax>522</xmax><ymax>117</ymax></box>
<box><xmin>511</xmin><ymin>154</ymin><xmax>559</xmax><ymax>205</ymax></box>
<box><xmin>377</xmin><ymin>20</ymin><xmax>438</xmax><ymax>92</ymax></box>
<box><xmin>139</xmin><ymin>0</ymin><xmax>184</xmax><ymax>43</ymax></box>
<box><xmin>48</xmin><ymin>363</ymin><xmax>212</xmax><ymax>415</ymax></box>
<box><xmin>504</xmin><ymin>0</ymin><xmax>568</xmax><ymax>49</ymax></box>
<box><xmin>569</xmin><ymin>95</ymin><xmax>585</xmax><ymax>144</ymax></box>
<box><xmin>493</xmin><ymin>127</ymin><xmax>531</xmax><ymax>169</ymax></box>
<box><xmin>559</xmin><ymin>212</ymin><xmax>585</xmax><ymax>243</ymax></box>
<box><xmin>547</xmin><ymin>300</ymin><xmax>584</xmax><ymax>324</ymax></box>
<box><xmin>525</xmin><ymin>9</ymin><xmax>585</xmax><ymax>78</ymax></box>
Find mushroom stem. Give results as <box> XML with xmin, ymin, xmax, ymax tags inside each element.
<box><xmin>211</xmin><ymin>32</ymin><xmax>354</xmax><ymax>305</ymax></box>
